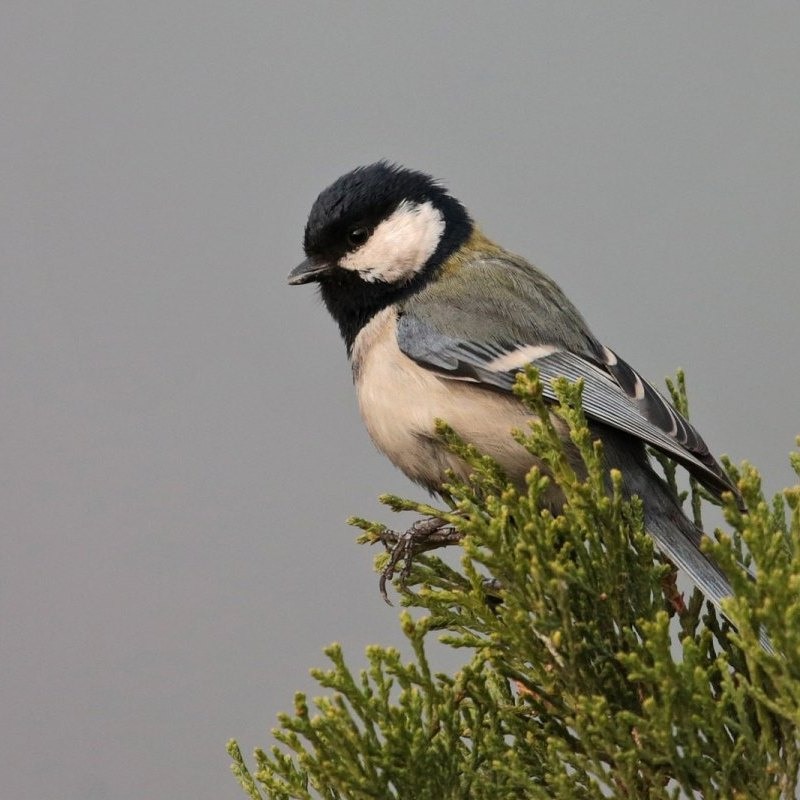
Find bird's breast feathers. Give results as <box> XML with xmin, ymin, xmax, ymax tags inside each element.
<box><xmin>350</xmin><ymin>306</ymin><xmax>562</xmax><ymax>493</ymax></box>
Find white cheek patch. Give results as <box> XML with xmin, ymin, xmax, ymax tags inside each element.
<box><xmin>486</xmin><ymin>344</ymin><xmax>558</xmax><ymax>373</ymax></box>
<box><xmin>339</xmin><ymin>200</ymin><xmax>445</xmax><ymax>283</ymax></box>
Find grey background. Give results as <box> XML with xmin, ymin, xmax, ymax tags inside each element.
<box><xmin>2</xmin><ymin>3</ymin><xmax>799</xmax><ymax>799</ymax></box>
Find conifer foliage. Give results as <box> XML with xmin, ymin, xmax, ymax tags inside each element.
<box><xmin>229</xmin><ymin>370</ymin><xmax>800</xmax><ymax>799</ymax></box>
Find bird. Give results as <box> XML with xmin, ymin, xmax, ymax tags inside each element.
<box><xmin>288</xmin><ymin>161</ymin><xmax>744</xmax><ymax>613</ymax></box>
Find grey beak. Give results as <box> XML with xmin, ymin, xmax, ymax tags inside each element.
<box><xmin>288</xmin><ymin>257</ymin><xmax>330</xmax><ymax>285</ymax></box>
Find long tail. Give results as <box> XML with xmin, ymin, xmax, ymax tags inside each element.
<box><xmin>632</xmin><ymin>469</ymin><xmax>772</xmax><ymax>651</ymax></box>
<box><xmin>637</xmin><ymin>479</ymin><xmax>733</xmax><ymax>611</ymax></box>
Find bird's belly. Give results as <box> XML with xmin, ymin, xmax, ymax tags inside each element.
<box><xmin>352</xmin><ymin>309</ymin><xmax>543</xmax><ymax>492</ymax></box>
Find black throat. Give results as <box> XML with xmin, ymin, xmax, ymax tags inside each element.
<box><xmin>319</xmin><ymin>194</ymin><xmax>472</xmax><ymax>355</ymax></box>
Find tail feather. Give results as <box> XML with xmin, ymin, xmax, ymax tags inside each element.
<box><xmin>633</xmin><ymin>471</ymin><xmax>773</xmax><ymax>652</ymax></box>
<box><xmin>641</xmin><ymin>497</ymin><xmax>733</xmax><ymax>611</ymax></box>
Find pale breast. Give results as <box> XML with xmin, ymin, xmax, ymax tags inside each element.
<box><xmin>351</xmin><ymin>307</ymin><xmax>558</xmax><ymax>494</ymax></box>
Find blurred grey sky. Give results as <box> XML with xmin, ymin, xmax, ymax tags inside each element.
<box><xmin>2</xmin><ymin>3</ymin><xmax>799</xmax><ymax>799</ymax></box>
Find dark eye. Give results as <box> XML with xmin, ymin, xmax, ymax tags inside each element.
<box><xmin>346</xmin><ymin>226</ymin><xmax>369</xmax><ymax>248</ymax></box>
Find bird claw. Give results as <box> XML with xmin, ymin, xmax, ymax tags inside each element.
<box><xmin>376</xmin><ymin>516</ymin><xmax>463</xmax><ymax>604</ymax></box>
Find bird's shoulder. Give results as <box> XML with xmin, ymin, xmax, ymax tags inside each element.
<box><xmin>399</xmin><ymin>230</ymin><xmax>596</xmax><ymax>353</ymax></box>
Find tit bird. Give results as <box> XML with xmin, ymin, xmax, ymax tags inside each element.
<box><xmin>289</xmin><ymin>161</ymin><xmax>743</xmax><ymax>611</ymax></box>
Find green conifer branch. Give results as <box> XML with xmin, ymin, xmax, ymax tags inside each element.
<box><xmin>229</xmin><ymin>370</ymin><xmax>800</xmax><ymax>799</ymax></box>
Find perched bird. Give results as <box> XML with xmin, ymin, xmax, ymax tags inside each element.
<box><xmin>288</xmin><ymin>161</ymin><xmax>743</xmax><ymax>611</ymax></box>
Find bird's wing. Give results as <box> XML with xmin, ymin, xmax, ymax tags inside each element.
<box><xmin>397</xmin><ymin>260</ymin><xmax>741</xmax><ymax>507</ymax></box>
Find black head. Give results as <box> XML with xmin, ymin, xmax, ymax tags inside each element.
<box><xmin>288</xmin><ymin>162</ymin><xmax>472</xmax><ymax>350</ymax></box>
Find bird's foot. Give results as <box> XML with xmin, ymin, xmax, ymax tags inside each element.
<box><xmin>377</xmin><ymin>516</ymin><xmax>463</xmax><ymax>604</ymax></box>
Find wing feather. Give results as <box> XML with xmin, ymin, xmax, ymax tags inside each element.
<box><xmin>396</xmin><ymin>312</ymin><xmax>742</xmax><ymax>507</ymax></box>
